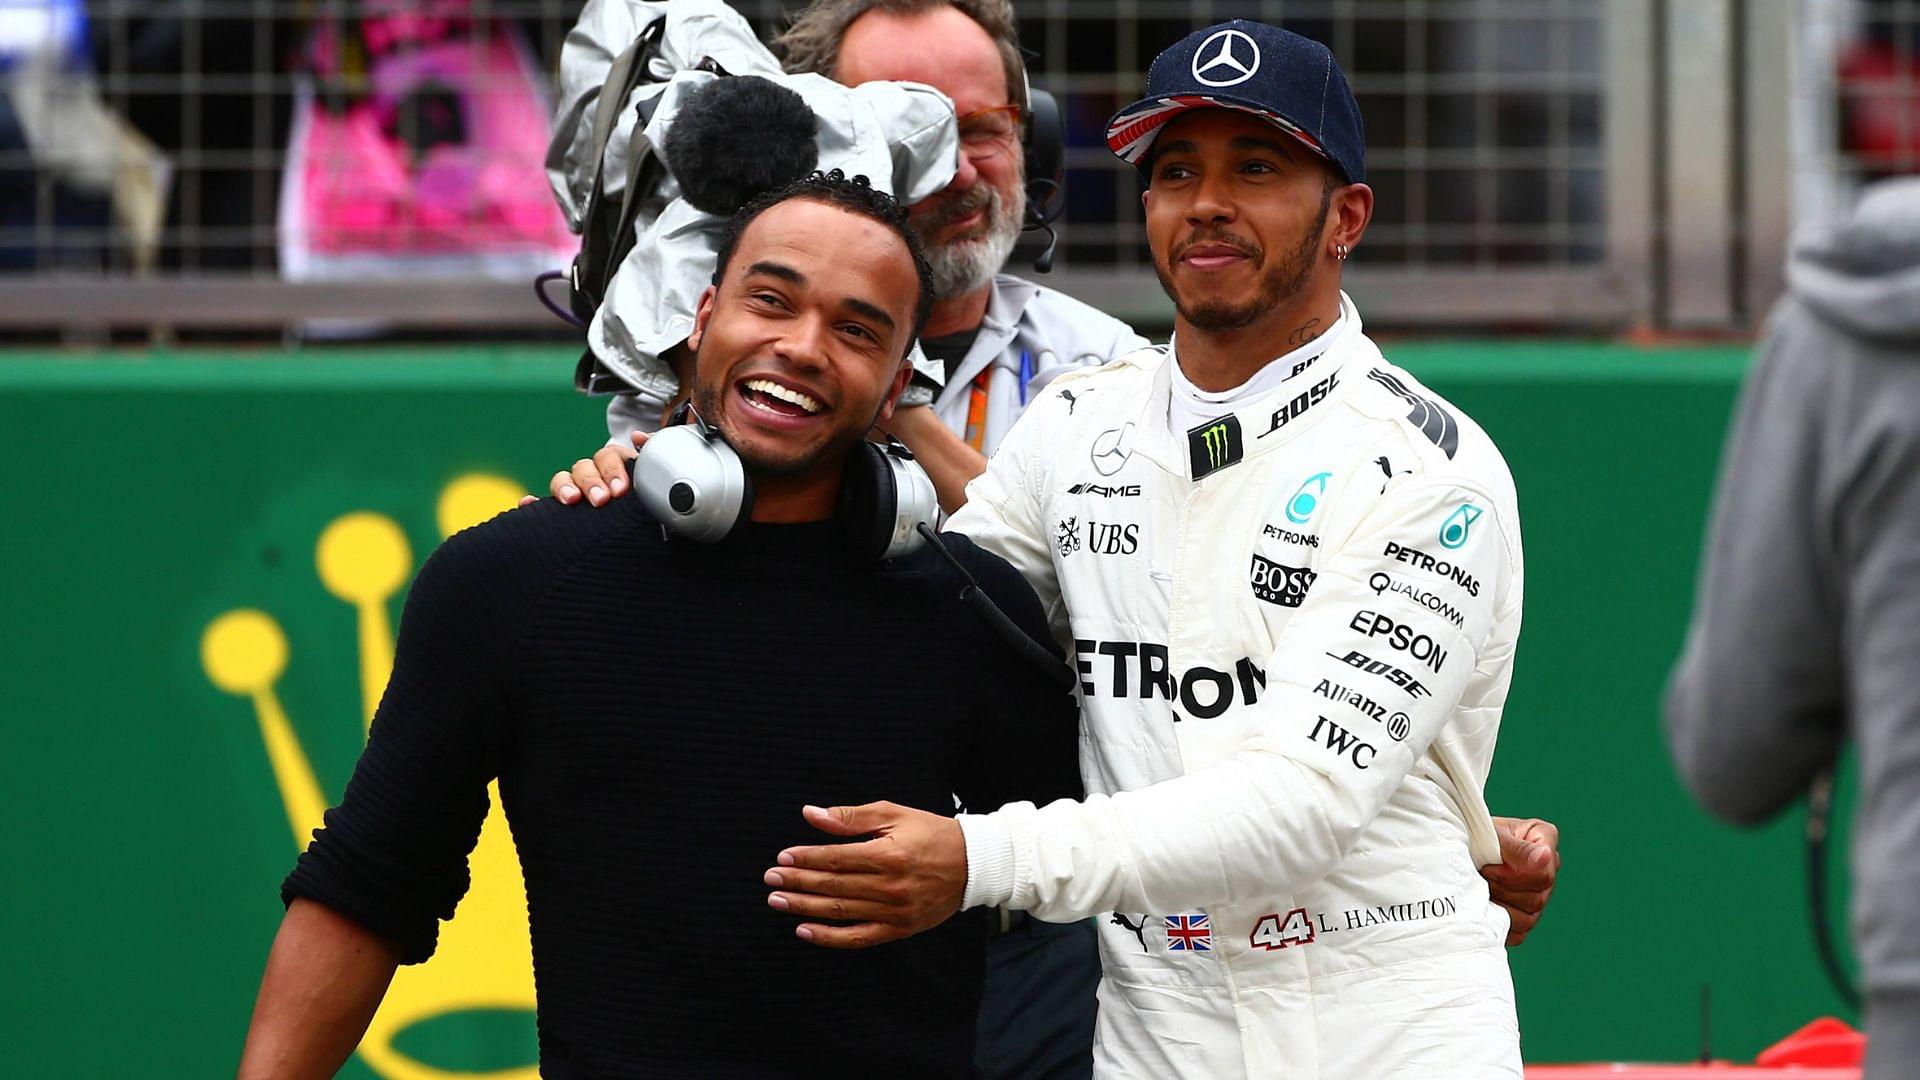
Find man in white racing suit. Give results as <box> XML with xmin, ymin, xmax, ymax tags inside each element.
<box><xmin>765</xmin><ymin>21</ymin><xmax>1525</xmax><ymax>1078</ymax></box>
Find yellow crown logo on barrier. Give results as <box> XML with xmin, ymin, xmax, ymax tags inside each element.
<box><xmin>201</xmin><ymin>474</ymin><xmax>537</xmax><ymax>1080</ymax></box>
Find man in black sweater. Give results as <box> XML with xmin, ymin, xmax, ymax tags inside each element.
<box><xmin>236</xmin><ymin>173</ymin><xmax>1082</xmax><ymax>1079</ymax></box>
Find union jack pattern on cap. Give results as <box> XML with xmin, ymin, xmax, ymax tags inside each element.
<box><xmin>1107</xmin><ymin>94</ymin><xmax>1329</xmax><ymax>166</ymax></box>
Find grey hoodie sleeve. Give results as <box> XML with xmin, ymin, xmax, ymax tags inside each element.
<box><xmin>1665</xmin><ymin>303</ymin><xmax>1847</xmax><ymax>825</ymax></box>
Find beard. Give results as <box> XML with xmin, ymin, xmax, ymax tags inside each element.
<box><xmin>1153</xmin><ymin>192</ymin><xmax>1332</xmax><ymax>333</ymax></box>
<box><xmin>914</xmin><ymin>179</ymin><xmax>1026</xmax><ymax>300</ymax></box>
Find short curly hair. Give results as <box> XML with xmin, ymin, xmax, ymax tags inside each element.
<box><xmin>775</xmin><ymin>0</ymin><xmax>1027</xmax><ymax>113</ymax></box>
<box><xmin>711</xmin><ymin>170</ymin><xmax>937</xmax><ymax>348</ymax></box>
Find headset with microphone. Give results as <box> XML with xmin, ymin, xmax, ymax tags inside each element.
<box><xmin>630</xmin><ymin>402</ymin><xmax>1074</xmax><ymax>692</ymax></box>
<box><xmin>1012</xmin><ymin>68</ymin><xmax>1066</xmax><ymax>274</ymax></box>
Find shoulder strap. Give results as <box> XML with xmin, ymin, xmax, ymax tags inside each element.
<box><xmin>584</xmin><ymin>21</ymin><xmax>663</xmax><ymax>198</ymax></box>
<box><xmin>570</xmin><ymin>16</ymin><xmax>668</xmax><ymax>325</ymax></box>
<box><xmin>600</xmin><ymin>54</ymin><xmax>735</xmax><ymax>307</ymax></box>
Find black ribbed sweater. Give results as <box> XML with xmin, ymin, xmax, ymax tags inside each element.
<box><xmin>282</xmin><ymin>494</ymin><xmax>1081</xmax><ymax>1079</ymax></box>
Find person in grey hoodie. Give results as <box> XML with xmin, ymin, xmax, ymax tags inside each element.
<box><xmin>1667</xmin><ymin>175</ymin><xmax>1920</xmax><ymax>1078</ymax></box>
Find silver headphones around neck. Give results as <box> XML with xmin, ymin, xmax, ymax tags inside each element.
<box><xmin>632</xmin><ymin>405</ymin><xmax>938</xmax><ymax>561</ymax></box>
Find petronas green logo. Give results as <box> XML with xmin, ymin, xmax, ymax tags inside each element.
<box><xmin>1440</xmin><ymin>503</ymin><xmax>1482</xmax><ymax>550</ymax></box>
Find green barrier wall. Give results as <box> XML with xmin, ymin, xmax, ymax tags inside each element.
<box><xmin>0</xmin><ymin>342</ymin><xmax>1853</xmax><ymax>1077</ymax></box>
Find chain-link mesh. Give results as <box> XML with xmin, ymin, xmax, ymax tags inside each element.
<box><xmin>1801</xmin><ymin>0</ymin><xmax>1920</xmax><ymax>219</ymax></box>
<box><xmin>0</xmin><ymin>1</ymin><xmax>1912</xmax><ymax>329</ymax></box>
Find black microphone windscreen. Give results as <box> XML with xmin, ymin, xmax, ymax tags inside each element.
<box><xmin>663</xmin><ymin>75</ymin><xmax>820</xmax><ymax>216</ymax></box>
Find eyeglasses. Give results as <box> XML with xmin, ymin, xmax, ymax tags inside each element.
<box><xmin>957</xmin><ymin>104</ymin><xmax>1023</xmax><ymax>160</ymax></box>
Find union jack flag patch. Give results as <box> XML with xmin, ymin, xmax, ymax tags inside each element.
<box><xmin>1164</xmin><ymin>913</ymin><xmax>1212</xmax><ymax>951</ymax></box>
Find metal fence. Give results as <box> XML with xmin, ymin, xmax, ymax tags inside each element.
<box><xmin>0</xmin><ymin>0</ymin><xmax>1910</xmax><ymax>334</ymax></box>
<box><xmin>1798</xmin><ymin>0</ymin><xmax>1920</xmax><ymax>223</ymax></box>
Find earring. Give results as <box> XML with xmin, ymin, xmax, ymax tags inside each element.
<box><xmin>1335</xmin><ymin>243</ymin><xmax>1351</xmax><ymax>261</ymax></box>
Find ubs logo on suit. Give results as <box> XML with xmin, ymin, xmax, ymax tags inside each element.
<box><xmin>1087</xmin><ymin>520</ymin><xmax>1140</xmax><ymax>555</ymax></box>
<box><xmin>1057</xmin><ymin>516</ymin><xmax>1140</xmax><ymax>558</ymax></box>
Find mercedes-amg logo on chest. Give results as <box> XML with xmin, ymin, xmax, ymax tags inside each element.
<box><xmin>1090</xmin><ymin>422</ymin><xmax>1136</xmax><ymax>476</ymax></box>
<box><xmin>1192</xmin><ymin>29</ymin><xmax>1261</xmax><ymax>87</ymax></box>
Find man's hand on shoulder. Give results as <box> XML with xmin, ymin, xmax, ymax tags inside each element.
<box><xmin>1483</xmin><ymin>816</ymin><xmax>1561</xmax><ymax>946</ymax></box>
<box><xmin>765</xmin><ymin>802</ymin><xmax>966</xmax><ymax>949</ymax></box>
<box><xmin>518</xmin><ymin>430</ymin><xmax>648</xmax><ymax>508</ymax></box>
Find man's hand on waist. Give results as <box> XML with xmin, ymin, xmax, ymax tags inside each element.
<box><xmin>766</xmin><ymin>802</ymin><xmax>966</xmax><ymax>949</ymax></box>
<box><xmin>1483</xmin><ymin>815</ymin><xmax>1561</xmax><ymax>946</ymax></box>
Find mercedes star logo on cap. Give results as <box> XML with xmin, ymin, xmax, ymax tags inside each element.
<box><xmin>1192</xmin><ymin>28</ymin><xmax>1261</xmax><ymax>87</ymax></box>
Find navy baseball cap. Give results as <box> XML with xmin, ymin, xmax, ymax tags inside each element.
<box><xmin>1107</xmin><ymin>21</ymin><xmax>1366</xmax><ymax>185</ymax></box>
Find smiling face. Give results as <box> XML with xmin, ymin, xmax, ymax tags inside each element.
<box><xmin>835</xmin><ymin>5</ymin><xmax>1025</xmax><ymax>299</ymax></box>
<box><xmin>686</xmin><ymin>197</ymin><xmax>921</xmax><ymax>480</ymax></box>
<box><xmin>1143</xmin><ymin>109</ymin><xmax>1343</xmax><ymax>333</ymax></box>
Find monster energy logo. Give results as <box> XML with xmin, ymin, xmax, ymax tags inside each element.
<box><xmin>1201</xmin><ymin>425</ymin><xmax>1229</xmax><ymax>465</ymax></box>
<box><xmin>1186</xmin><ymin>415</ymin><xmax>1244</xmax><ymax>480</ymax></box>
